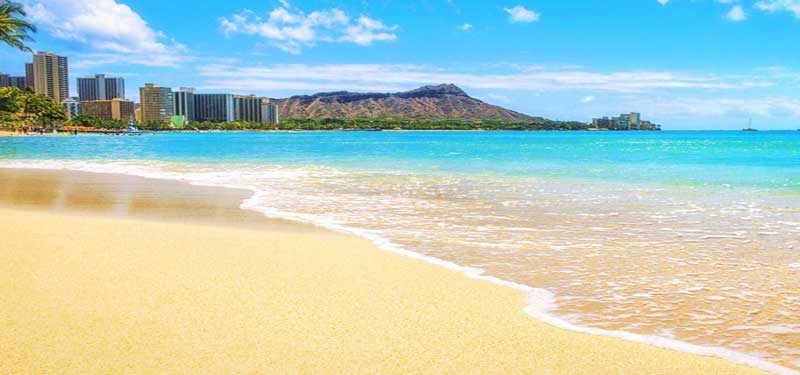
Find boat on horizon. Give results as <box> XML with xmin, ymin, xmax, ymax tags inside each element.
<box><xmin>743</xmin><ymin>118</ymin><xmax>758</xmax><ymax>131</ymax></box>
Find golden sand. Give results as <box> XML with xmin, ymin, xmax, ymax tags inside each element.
<box><xmin>0</xmin><ymin>208</ymin><xmax>768</xmax><ymax>374</ymax></box>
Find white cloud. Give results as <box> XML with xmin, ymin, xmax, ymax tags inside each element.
<box><xmin>726</xmin><ymin>5</ymin><xmax>747</xmax><ymax>21</ymax></box>
<box><xmin>657</xmin><ymin>0</ymin><xmax>669</xmax><ymax>5</ymax></box>
<box><xmin>24</xmin><ymin>0</ymin><xmax>184</xmax><ymax>67</ymax></box>
<box><xmin>341</xmin><ymin>16</ymin><xmax>398</xmax><ymax>46</ymax></box>
<box><xmin>485</xmin><ymin>93</ymin><xmax>511</xmax><ymax>103</ymax></box>
<box><xmin>220</xmin><ymin>3</ymin><xmax>397</xmax><ymax>54</ymax></box>
<box><xmin>622</xmin><ymin>96</ymin><xmax>800</xmax><ymax>121</ymax></box>
<box><xmin>459</xmin><ymin>23</ymin><xmax>473</xmax><ymax>31</ymax></box>
<box><xmin>504</xmin><ymin>6</ymin><xmax>540</xmax><ymax>23</ymax></box>
<box><xmin>581</xmin><ymin>96</ymin><xmax>596</xmax><ymax>103</ymax></box>
<box><xmin>755</xmin><ymin>0</ymin><xmax>800</xmax><ymax>18</ymax></box>
<box><xmin>194</xmin><ymin>63</ymin><xmax>772</xmax><ymax>94</ymax></box>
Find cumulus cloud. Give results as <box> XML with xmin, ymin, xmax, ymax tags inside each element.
<box><xmin>581</xmin><ymin>96</ymin><xmax>596</xmax><ymax>103</ymax></box>
<box><xmin>726</xmin><ymin>5</ymin><xmax>747</xmax><ymax>21</ymax></box>
<box><xmin>622</xmin><ymin>96</ymin><xmax>800</xmax><ymax>121</ymax></box>
<box><xmin>485</xmin><ymin>93</ymin><xmax>511</xmax><ymax>103</ymax></box>
<box><xmin>504</xmin><ymin>6</ymin><xmax>540</xmax><ymax>23</ymax></box>
<box><xmin>23</xmin><ymin>0</ymin><xmax>184</xmax><ymax>67</ymax></box>
<box><xmin>459</xmin><ymin>23</ymin><xmax>473</xmax><ymax>31</ymax></box>
<box><xmin>194</xmin><ymin>63</ymin><xmax>772</xmax><ymax>94</ymax></box>
<box><xmin>658</xmin><ymin>0</ymin><xmax>669</xmax><ymax>5</ymax></box>
<box><xmin>755</xmin><ymin>0</ymin><xmax>800</xmax><ymax>18</ymax></box>
<box><xmin>220</xmin><ymin>2</ymin><xmax>397</xmax><ymax>54</ymax></box>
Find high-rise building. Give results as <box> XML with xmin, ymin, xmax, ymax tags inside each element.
<box><xmin>592</xmin><ymin>117</ymin><xmax>612</xmax><ymax>129</ymax></box>
<box><xmin>194</xmin><ymin>93</ymin><xmax>234</xmax><ymax>122</ymax></box>
<box><xmin>81</xmin><ymin>98</ymin><xmax>135</xmax><ymax>121</ymax></box>
<box><xmin>0</xmin><ymin>73</ymin><xmax>28</xmax><ymax>90</ymax></box>
<box><xmin>612</xmin><ymin>114</ymin><xmax>630</xmax><ymax>130</ymax></box>
<box><xmin>628</xmin><ymin>112</ymin><xmax>641</xmax><ymax>130</ymax></box>
<box><xmin>32</xmin><ymin>51</ymin><xmax>69</xmax><ymax>102</ymax></box>
<box><xmin>173</xmin><ymin>87</ymin><xmax>195</xmax><ymax>123</ymax></box>
<box><xmin>262</xmin><ymin>100</ymin><xmax>279</xmax><ymax>125</ymax></box>
<box><xmin>8</xmin><ymin>76</ymin><xmax>26</xmax><ymax>90</ymax></box>
<box><xmin>139</xmin><ymin>83</ymin><xmax>174</xmax><ymax>122</ymax></box>
<box><xmin>234</xmin><ymin>95</ymin><xmax>263</xmax><ymax>123</ymax></box>
<box><xmin>61</xmin><ymin>98</ymin><xmax>81</xmax><ymax>118</ymax></box>
<box><xmin>77</xmin><ymin>74</ymin><xmax>125</xmax><ymax>101</ymax></box>
<box><xmin>24</xmin><ymin>62</ymin><xmax>34</xmax><ymax>89</ymax></box>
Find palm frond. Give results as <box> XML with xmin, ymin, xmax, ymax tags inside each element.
<box><xmin>0</xmin><ymin>1</ymin><xmax>36</xmax><ymax>51</ymax></box>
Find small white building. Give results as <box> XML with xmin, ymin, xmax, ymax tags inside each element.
<box><xmin>61</xmin><ymin>98</ymin><xmax>81</xmax><ymax>119</ymax></box>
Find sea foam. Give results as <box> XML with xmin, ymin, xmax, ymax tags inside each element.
<box><xmin>0</xmin><ymin>159</ymin><xmax>797</xmax><ymax>375</ymax></box>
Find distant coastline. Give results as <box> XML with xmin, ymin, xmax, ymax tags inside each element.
<box><xmin>1</xmin><ymin>117</ymin><xmax>661</xmax><ymax>134</ymax></box>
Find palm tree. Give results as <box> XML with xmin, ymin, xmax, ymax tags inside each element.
<box><xmin>0</xmin><ymin>1</ymin><xmax>36</xmax><ymax>52</ymax></box>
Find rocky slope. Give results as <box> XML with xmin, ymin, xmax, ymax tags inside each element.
<box><xmin>274</xmin><ymin>84</ymin><xmax>537</xmax><ymax>121</ymax></box>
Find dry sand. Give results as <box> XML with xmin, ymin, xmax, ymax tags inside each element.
<box><xmin>0</xmin><ymin>207</ymin><xmax>770</xmax><ymax>374</ymax></box>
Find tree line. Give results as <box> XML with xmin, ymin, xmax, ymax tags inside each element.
<box><xmin>0</xmin><ymin>87</ymin><xmax>69</xmax><ymax>128</ymax></box>
<box><xmin>21</xmin><ymin>112</ymin><xmax>594</xmax><ymax>132</ymax></box>
<box><xmin>85</xmin><ymin>117</ymin><xmax>591</xmax><ymax>131</ymax></box>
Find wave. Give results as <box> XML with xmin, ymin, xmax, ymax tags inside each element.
<box><xmin>0</xmin><ymin>159</ymin><xmax>796</xmax><ymax>375</ymax></box>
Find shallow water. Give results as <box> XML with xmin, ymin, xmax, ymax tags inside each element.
<box><xmin>1</xmin><ymin>131</ymin><xmax>798</xmax><ymax>371</ymax></box>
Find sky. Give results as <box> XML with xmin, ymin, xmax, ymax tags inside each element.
<box><xmin>1</xmin><ymin>0</ymin><xmax>799</xmax><ymax>129</ymax></box>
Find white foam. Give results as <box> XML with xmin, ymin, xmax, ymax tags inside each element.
<box><xmin>1</xmin><ymin>160</ymin><xmax>797</xmax><ymax>375</ymax></box>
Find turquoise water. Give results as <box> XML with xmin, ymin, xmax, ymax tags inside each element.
<box><xmin>1</xmin><ymin>131</ymin><xmax>798</xmax><ymax>190</ymax></box>
<box><xmin>1</xmin><ymin>131</ymin><xmax>799</xmax><ymax>373</ymax></box>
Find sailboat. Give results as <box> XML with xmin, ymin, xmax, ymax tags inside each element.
<box><xmin>126</xmin><ymin>114</ymin><xmax>143</xmax><ymax>136</ymax></box>
<box><xmin>742</xmin><ymin>118</ymin><xmax>758</xmax><ymax>132</ymax></box>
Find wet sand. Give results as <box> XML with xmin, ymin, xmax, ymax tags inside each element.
<box><xmin>0</xmin><ymin>168</ymin><xmax>315</xmax><ymax>232</ymax></box>
<box><xmin>0</xmin><ymin>168</ymin><xmax>771</xmax><ymax>374</ymax></box>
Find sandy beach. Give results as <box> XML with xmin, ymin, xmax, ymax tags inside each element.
<box><xmin>0</xmin><ymin>168</ymin><xmax>771</xmax><ymax>374</ymax></box>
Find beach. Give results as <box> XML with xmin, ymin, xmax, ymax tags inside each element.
<box><xmin>0</xmin><ymin>168</ymin><xmax>773</xmax><ymax>374</ymax></box>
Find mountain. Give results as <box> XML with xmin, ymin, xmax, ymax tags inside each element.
<box><xmin>274</xmin><ymin>84</ymin><xmax>538</xmax><ymax>121</ymax></box>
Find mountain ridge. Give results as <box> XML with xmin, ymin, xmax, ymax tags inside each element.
<box><xmin>274</xmin><ymin>84</ymin><xmax>539</xmax><ymax>121</ymax></box>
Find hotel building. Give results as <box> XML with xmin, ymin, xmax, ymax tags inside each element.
<box><xmin>262</xmin><ymin>100</ymin><xmax>279</xmax><ymax>125</ymax></box>
<box><xmin>173</xmin><ymin>87</ymin><xmax>196</xmax><ymax>123</ymax></box>
<box><xmin>0</xmin><ymin>73</ymin><xmax>23</xmax><ymax>90</ymax></box>
<box><xmin>592</xmin><ymin>112</ymin><xmax>659</xmax><ymax>130</ymax></box>
<box><xmin>78</xmin><ymin>74</ymin><xmax>125</xmax><ymax>101</ymax></box>
<box><xmin>194</xmin><ymin>93</ymin><xmax>234</xmax><ymax>122</ymax></box>
<box><xmin>139</xmin><ymin>83</ymin><xmax>174</xmax><ymax>122</ymax></box>
<box><xmin>61</xmin><ymin>98</ymin><xmax>81</xmax><ymax>118</ymax></box>
<box><xmin>0</xmin><ymin>73</ymin><xmax>28</xmax><ymax>90</ymax></box>
<box><xmin>8</xmin><ymin>76</ymin><xmax>26</xmax><ymax>90</ymax></box>
<box><xmin>32</xmin><ymin>51</ymin><xmax>69</xmax><ymax>102</ymax></box>
<box><xmin>24</xmin><ymin>62</ymin><xmax>34</xmax><ymax>89</ymax></box>
<box><xmin>81</xmin><ymin>98</ymin><xmax>135</xmax><ymax>121</ymax></box>
<box><xmin>234</xmin><ymin>95</ymin><xmax>264</xmax><ymax>123</ymax></box>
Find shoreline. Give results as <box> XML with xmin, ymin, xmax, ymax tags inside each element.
<box><xmin>0</xmin><ymin>166</ymin><xmax>793</xmax><ymax>374</ymax></box>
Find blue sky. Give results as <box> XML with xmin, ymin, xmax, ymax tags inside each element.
<box><xmin>1</xmin><ymin>0</ymin><xmax>799</xmax><ymax>129</ymax></box>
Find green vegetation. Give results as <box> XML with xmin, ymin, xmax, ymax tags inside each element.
<box><xmin>95</xmin><ymin>117</ymin><xmax>585</xmax><ymax>131</ymax></box>
<box><xmin>0</xmin><ymin>1</ymin><xmax>36</xmax><ymax>52</ymax></box>
<box><xmin>0</xmin><ymin>87</ymin><xmax>68</xmax><ymax>128</ymax></box>
<box><xmin>275</xmin><ymin>118</ymin><xmax>591</xmax><ymax>131</ymax></box>
<box><xmin>63</xmin><ymin>116</ymin><xmax>592</xmax><ymax>132</ymax></box>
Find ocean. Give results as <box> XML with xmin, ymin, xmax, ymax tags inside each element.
<box><xmin>1</xmin><ymin>130</ymin><xmax>798</xmax><ymax>373</ymax></box>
